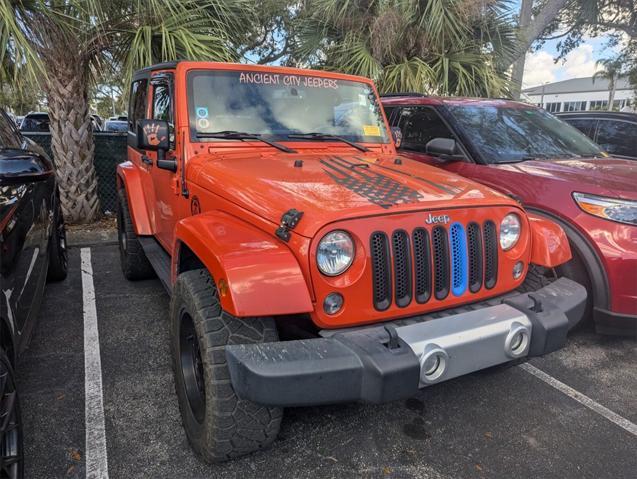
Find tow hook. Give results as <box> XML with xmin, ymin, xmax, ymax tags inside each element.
<box><xmin>275</xmin><ymin>208</ymin><xmax>304</xmax><ymax>242</ymax></box>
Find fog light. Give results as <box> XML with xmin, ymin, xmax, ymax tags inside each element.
<box><xmin>513</xmin><ymin>261</ymin><xmax>524</xmax><ymax>279</ymax></box>
<box><xmin>419</xmin><ymin>347</ymin><xmax>448</xmax><ymax>384</ymax></box>
<box><xmin>505</xmin><ymin>323</ymin><xmax>530</xmax><ymax>358</ymax></box>
<box><xmin>323</xmin><ymin>293</ymin><xmax>343</xmax><ymax>315</ymax></box>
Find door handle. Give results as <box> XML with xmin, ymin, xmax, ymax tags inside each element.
<box><xmin>141</xmin><ymin>155</ymin><xmax>153</xmax><ymax>166</ymax></box>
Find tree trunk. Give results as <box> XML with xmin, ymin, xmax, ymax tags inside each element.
<box><xmin>44</xmin><ymin>57</ymin><xmax>101</xmax><ymax>223</ymax></box>
<box><xmin>511</xmin><ymin>0</ymin><xmax>534</xmax><ymax>99</ymax></box>
<box><xmin>608</xmin><ymin>77</ymin><xmax>617</xmax><ymax>110</ymax></box>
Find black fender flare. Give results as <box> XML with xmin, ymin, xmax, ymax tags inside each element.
<box><xmin>525</xmin><ymin>207</ymin><xmax>609</xmax><ymax>311</ymax></box>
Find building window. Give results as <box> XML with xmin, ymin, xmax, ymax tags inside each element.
<box><xmin>545</xmin><ymin>102</ymin><xmax>561</xmax><ymax>113</ymax></box>
<box><xmin>612</xmin><ymin>99</ymin><xmax>626</xmax><ymax>111</ymax></box>
<box><xmin>589</xmin><ymin>100</ymin><xmax>608</xmax><ymax>111</ymax></box>
<box><xmin>563</xmin><ymin>101</ymin><xmax>586</xmax><ymax>112</ymax></box>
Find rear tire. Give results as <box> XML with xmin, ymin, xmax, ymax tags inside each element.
<box><xmin>170</xmin><ymin>269</ymin><xmax>282</xmax><ymax>463</ymax></box>
<box><xmin>0</xmin><ymin>349</ymin><xmax>23</xmax><ymax>479</ymax></box>
<box><xmin>47</xmin><ymin>195</ymin><xmax>68</xmax><ymax>282</ymax></box>
<box><xmin>117</xmin><ymin>187</ymin><xmax>155</xmax><ymax>280</ymax></box>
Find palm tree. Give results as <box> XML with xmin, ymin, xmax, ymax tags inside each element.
<box><xmin>592</xmin><ymin>57</ymin><xmax>625</xmax><ymax>111</ymax></box>
<box><xmin>1</xmin><ymin>0</ymin><xmax>247</xmax><ymax>223</ymax></box>
<box><xmin>294</xmin><ymin>0</ymin><xmax>517</xmax><ymax>96</ymax></box>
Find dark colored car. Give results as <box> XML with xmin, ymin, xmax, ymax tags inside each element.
<box><xmin>103</xmin><ymin>119</ymin><xmax>128</xmax><ymax>132</ymax></box>
<box><xmin>18</xmin><ymin>112</ymin><xmax>50</xmax><ymax>132</ymax></box>
<box><xmin>0</xmin><ymin>108</ymin><xmax>67</xmax><ymax>477</ymax></box>
<box><xmin>557</xmin><ymin>111</ymin><xmax>637</xmax><ymax>160</ymax></box>
<box><xmin>382</xmin><ymin>95</ymin><xmax>637</xmax><ymax>336</ymax></box>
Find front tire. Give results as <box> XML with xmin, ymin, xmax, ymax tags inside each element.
<box><xmin>170</xmin><ymin>269</ymin><xmax>282</xmax><ymax>463</ymax></box>
<box><xmin>47</xmin><ymin>195</ymin><xmax>68</xmax><ymax>282</ymax></box>
<box><xmin>0</xmin><ymin>350</ymin><xmax>23</xmax><ymax>479</ymax></box>
<box><xmin>117</xmin><ymin>187</ymin><xmax>154</xmax><ymax>280</ymax></box>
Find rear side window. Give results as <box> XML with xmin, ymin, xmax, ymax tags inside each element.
<box><xmin>129</xmin><ymin>79</ymin><xmax>148</xmax><ymax>132</ymax></box>
<box><xmin>564</xmin><ymin>118</ymin><xmax>596</xmax><ymax>139</ymax></box>
<box><xmin>396</xmin><ymin>107</ymin><xmax>455</xmax><ymax>152</ymax></box>
<box><xmin>596</xmin><ymin>120</ymin><xmax>637</xmax><ymax>158</ymax></box>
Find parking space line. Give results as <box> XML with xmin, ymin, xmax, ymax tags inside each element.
<box><xmin>520</xmin><ymin>363</ymin><xmax>637</xmax><ymax>437</ymax></box>
<box><xmin>81</xmin><ymin>248</ymin><xmax>110</xmax><ymax>479</ymax></box>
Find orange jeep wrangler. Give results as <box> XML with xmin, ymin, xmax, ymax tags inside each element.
<box><xmin>117</xmin><ymin>61</ymin><xmax>586</xmax><ymax>462</ymax></box>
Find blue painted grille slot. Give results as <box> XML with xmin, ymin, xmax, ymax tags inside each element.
<box><xmin>449</xmin><ymin>222</ymin><xmax>468</xmax><ymax>296</ymax></box>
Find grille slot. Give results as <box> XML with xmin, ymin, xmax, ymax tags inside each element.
<box><xmin>412</xmin><ymin>228</ymin><xmax>431</xmax><ymax>304</ymax></box>
<box><xmin>449</xmin><ymin>223</ymin><xmax>468</xmax><ymax>296</ymax></box>
<box><xmin>391</xmin><ymin>230</ymin><xmax>412</xmax><ymax>307</ymax></box>
<box><xmin>467</xmin><ymin>222</ymin><xmax>483</xmax><ymax>293</ymax></box>
<box><xmin>484</xmin><ymin>221</ymin><xmax>498</xmax><ymax>289</ymax></box>
<box><xmin>432</xmin><ymin>226</ymin><xmax>450</xmax><ymax>300</ymax></box>
<box><xmin>370</xmin><ymin>232</ymin><xmax>392</xmax><ymax>310</ymax></box>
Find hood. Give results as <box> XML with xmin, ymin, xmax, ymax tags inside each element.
<box><xmin>189</xmin><ymin>150</ymin><xmax>516</xmax><ymax>237</ymax></box>
<box><xmin>493</xmin><ymin>157</ymin><xmax>637</xmax><ymax>201</ymax></box>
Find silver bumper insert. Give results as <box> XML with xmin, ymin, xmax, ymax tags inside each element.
<box><xmin>395</xmin><ymin>304</ymin><xmax>532</xmax><ymax>387</ymax></box>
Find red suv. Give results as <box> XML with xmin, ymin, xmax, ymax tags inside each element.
<box><xmin>382</xmin><ymin>95</ymin><xmax>637</xmax><ymax>336</ymax></box>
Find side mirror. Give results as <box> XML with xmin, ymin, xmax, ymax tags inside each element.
<box><xmin>136</xmin><ymin>119</ymin><xmax>176</xmax><ymax>172</ymax></box>
<box><xmin>136</xmin><ymin>119</ymin><xmax>170</xmax><ymax>151</ymax></box>
<box><xmin>425</xmin><ymin>138</ymin><xmax>457</xmax><ymax>158</ymax></box>
<box><xmin>0</xmin><ymin>150</ymin><xmax>54</xmax><ymax>185</ymax></box>
<box><xmin>390</xmin><ymin>127</ymin><xmax>402</xmax><ymax>148</ymax></box>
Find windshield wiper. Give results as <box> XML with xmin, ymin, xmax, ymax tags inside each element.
<box><xmin>287</xmin><ymin>133</ymin><xmax>370</xmax><ymax>152</ymax></box>
<box><xmin>196</xmin><ymin>131</ymin><xmax>296</xmax><ymax>153</ymax></box>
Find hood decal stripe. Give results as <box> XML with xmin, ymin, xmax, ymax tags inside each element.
<box><xmin>368</xmin><ymin>160</ymin><xmax>462</xmax><ymax>196</ymax></box>
<box><xmin>321</xmin><ymin>157</ymin><xmax>423</xmax><ymax>209</ymax></box>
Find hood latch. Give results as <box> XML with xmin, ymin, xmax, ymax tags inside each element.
<box><xmin>276</xmin><ymin>209</ymin><xmax>304</xmax><ymax>242</ymax></box>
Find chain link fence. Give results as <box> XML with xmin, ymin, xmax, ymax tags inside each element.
<box><xmin>24</xmin><ymin>132</ymin><xmax>127</xmax><ymax>214</ymax></box>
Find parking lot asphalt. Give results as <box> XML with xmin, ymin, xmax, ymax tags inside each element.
<box><xmin>17</xmin><ymin>243</ymin><xmax>637</xmax><ymax>479</ymax></box>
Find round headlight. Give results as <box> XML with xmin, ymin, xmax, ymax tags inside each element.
<box><xmin>317</xmin><ymin>231</ymin><xmax>354</xmax><ymax>276</ymax></box>
<box><xmin>500</xmin><ymin>214</ymin><xmax>521</xmax><ymax>251</ymax></box>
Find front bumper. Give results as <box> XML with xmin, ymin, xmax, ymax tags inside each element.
<box><xmin>226</xmin><ymin>278</ymin><xmax>586</xmax><ymax>407</ymax></box>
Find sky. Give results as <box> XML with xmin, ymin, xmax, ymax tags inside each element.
<box><xmin>522</xmin><ymin>36</ymin><xmax>615</xmax><ymax>88</ymax></box>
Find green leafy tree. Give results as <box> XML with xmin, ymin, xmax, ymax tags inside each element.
<box><xmin>0</xmin><ymin>0</ymin><xmax>247</xmax><ymax>222</ymax></box>
<box><xmin>592</xmin><ymin>57</ymin><xmax>626</xmax><ymax>109</ymax></box>
<box><xmin>294</xmin><ymin>0</ymin><xmax>517</xmax><ymax>96</ymax></box>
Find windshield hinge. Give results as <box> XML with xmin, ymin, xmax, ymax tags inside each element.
<box><xmin>275</xmin><ymin>209</ymin><xmax>304</xmax><ymax>242</ymax></box>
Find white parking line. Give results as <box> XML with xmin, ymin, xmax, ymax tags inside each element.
<box><xmin>520</xmin><ymin>363</ymin><xmax>637</xmax><ymax>437</ymax></box>
<box><xmin>81</xmin><ymin>248</ymin><xmax>110</xmax><ymax>479</ymax></box>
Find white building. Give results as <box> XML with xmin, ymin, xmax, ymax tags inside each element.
<box><xmin>522</xmin><ymin>76</ymin><xmax>635</xmax><ymax>113</ymax></box>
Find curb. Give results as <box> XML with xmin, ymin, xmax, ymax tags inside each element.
<box><xmin>67</xmin><ymin>229</ymin><xmax>118</xmax><ymax>247</ymax></box>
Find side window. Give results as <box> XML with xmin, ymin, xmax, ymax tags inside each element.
<box><xmin>565</xmin><ymin>118</ymin><xmax>596</xmax><ymax>139</ymax></box>
<box><xmin>596</xmin><ymin>120</ymin><xmax>637</xmax><ymax>158</ymax></box>
<box><xmin>128</xmin><ymin>79</ymin><xmax>148</xmax><ymax>132</ymax></box>
<box><xmin>396</xmin><ymin>107</ymin><xmax>455</xmax><ymax>153</ymax></box>
<box><xmin>152</xmin><ymin>83</ymin><xmax>172</xmax><ymax>123</ymax></box>
<box><xmin>383</xmin><ymin>106</ymin><xmax>397</xmax><ymax>125</ymax></box>
<box><xmin>0</xmin><ymin>111</ymin><xmax>22</xmax><ymax>149</ymax></box>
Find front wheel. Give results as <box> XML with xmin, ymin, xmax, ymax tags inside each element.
<box><xmin>0</xmin><ymin>350</ymin><xmax>23</xmax><ymax>479</ymax></box>
<box><xmin>170</xmin><ymin>269</ymin><xmax>282</xmax><ymax>463</ymax></box>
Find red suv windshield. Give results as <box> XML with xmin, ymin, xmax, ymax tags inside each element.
<box><xmin>447</xmin><ymin>105</ymin><xmax>603</xmax><ymax>163</ymax></box>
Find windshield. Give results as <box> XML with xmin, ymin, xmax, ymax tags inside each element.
<box><xmin>447</xmin><ymin>105</ymin><xmax>603</xmax><ymax>163</ymax></box>
<box><xmin>187</xmin><ymin>70</ymin><xmax>389</xmax><ymax>143</ymax></box>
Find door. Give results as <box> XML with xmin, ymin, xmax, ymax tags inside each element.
<box><xmin>127</xmin><ymin>77</ymin><xmax>159</xmax><ymax>233</ymax></box>
<box><xmin>0</xmin><ymin>110</ymin><xmax>53</xmax><ymax>348</ymax></box>
<box><xmin>148</xmin><ymin>75</ymin><xmax>181</xmax><ymax>249</ymax></box>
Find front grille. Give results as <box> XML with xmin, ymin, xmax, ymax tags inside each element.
<box><xmin>370</xmin><ymin>232</ymin><xmax>391</xmax><ymax>311</ymax></box>
<box><xmin>392</xmin><ymin>230</ymin><xmax>412</xmax><ymax>307</ymax></box>
<box><xmin>370</xmin><ymin>219</ymin><xmax>499</xmax><ymax>309</ymax></box>
<box><xmin>432</xmin><ymin>226</ymin><xmax>450</xmax><ymax>300</ymax></box>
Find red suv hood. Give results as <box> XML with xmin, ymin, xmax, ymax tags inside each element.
<box><xmin>494</xmin><ymin>157</ymin><xmax>637</xmax><ymax>200</ymax></box>
<box><xmin>188</xmin><ymin>150</ymin><xmax>516</xmax><ymax>237</ymax></box>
